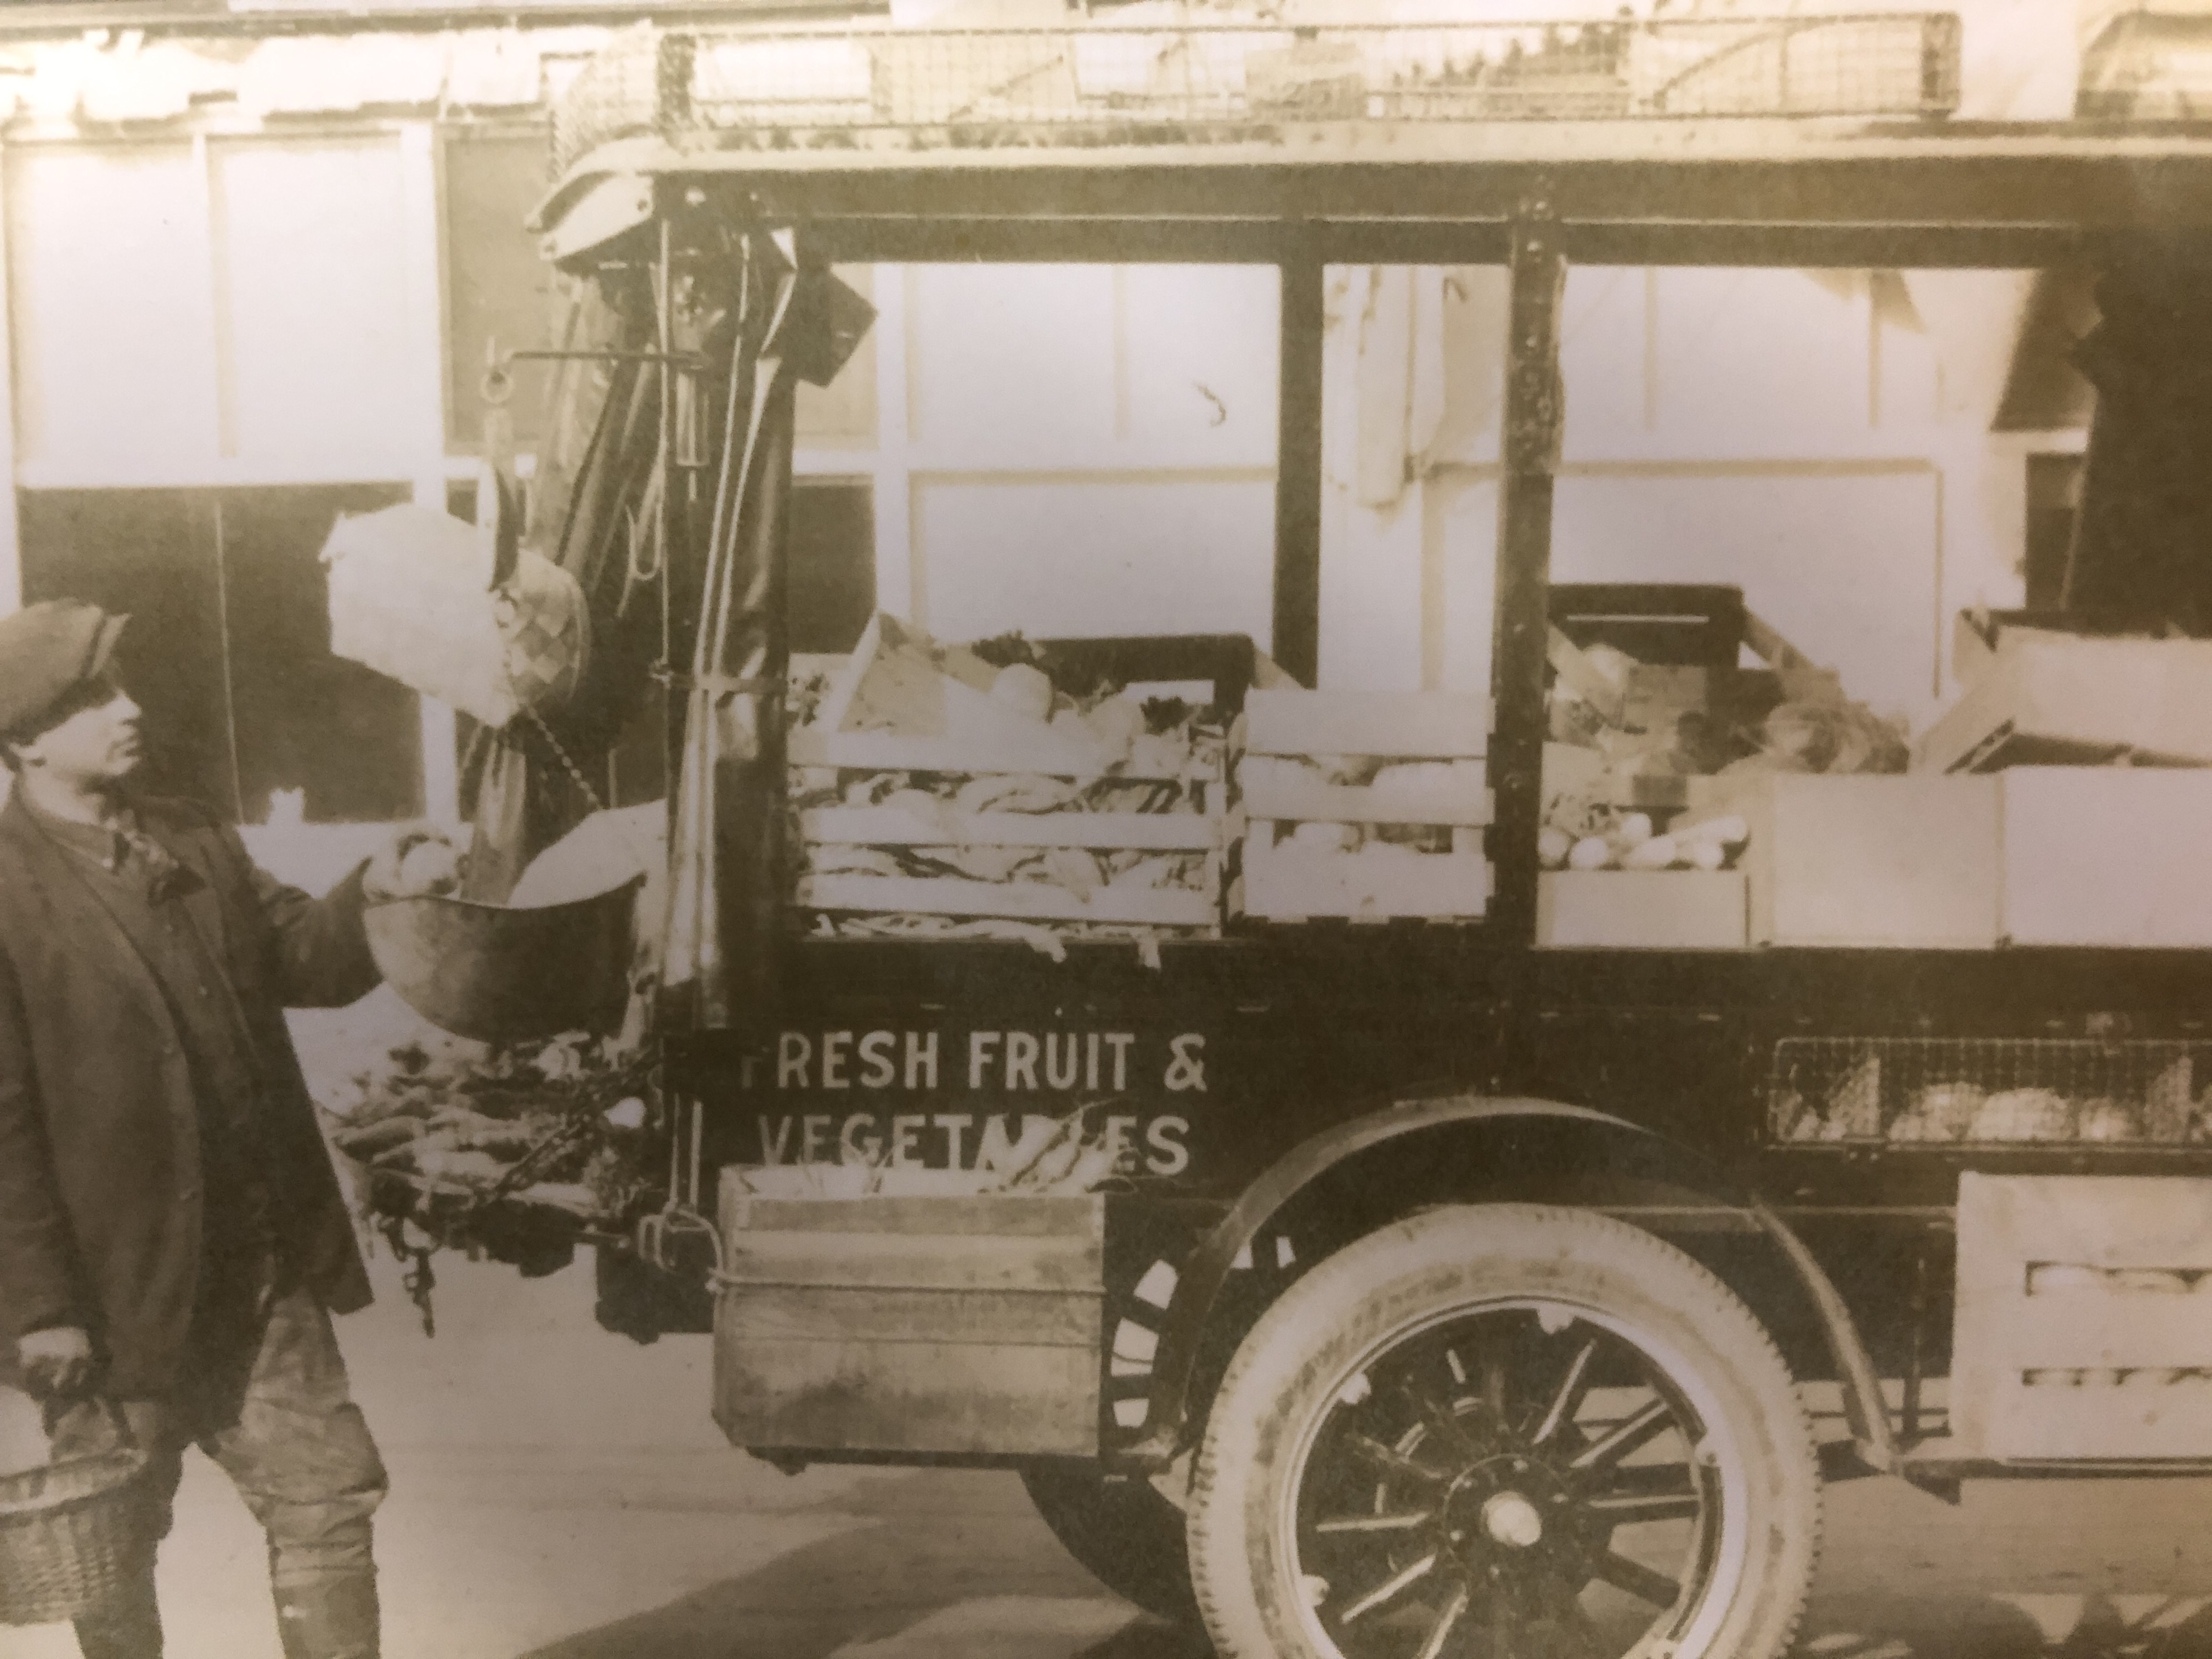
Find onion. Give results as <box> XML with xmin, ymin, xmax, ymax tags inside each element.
<box><xmin>1567</xmin><ymin>836</ymin><xmax>1612</xmax><ymax>871</ymax></box>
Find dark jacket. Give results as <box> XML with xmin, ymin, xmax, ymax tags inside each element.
<box><xmin>0</xmin><ymin>792</ymin><xmax>379</xmax><ymax>1397</ymax></box>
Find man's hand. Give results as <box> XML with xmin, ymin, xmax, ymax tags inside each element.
<box><xmin>18</xmin><ymin>1325</ymin><xmax>95</xmax><ymax>1403</ymax></box>
<box><xmin>365</xmin><ymin>821</ymin><xmax>462</xmax><ymax>903</ymax></box>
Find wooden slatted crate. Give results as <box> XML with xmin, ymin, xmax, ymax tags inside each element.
<box><xmin>1954</xmin><ymin>1175</ymin><xmax>2212</xmax><ymax>1460</ymax></box>
<box><xmin>788</xmin><ymin>617</ymin><xmax>1229</xmax><ymax>929</ymax></box>
<box><xmin>1230</xmin><ymin>690</ymin><xmax>1493</xmax><ymax>923</ymax></box>
<box><xmin>792</xmin><ymin>771</ymin><xmax>1225</xmax><ymax>928</ymax></box>
<box><xmin>714</xmin><ymin>1178</ymin><xmax>1106</xmax><ymax>1457</ymax></box>
<box><xmin>1918</xmin><ymin>635</ymin><xmax>2212</xmax><ymax>772</ymax></box>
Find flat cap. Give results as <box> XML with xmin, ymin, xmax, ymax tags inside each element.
<box><xmin>0</xmin><ymin>600</ymin><xmax>127</xmax><ymax>742</ymax></box>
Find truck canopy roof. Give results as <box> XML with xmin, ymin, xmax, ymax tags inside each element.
<box><xmin>534</xmin><ymin>13</ymin><xmax>2212</xmax><ymax>266</ymax></box>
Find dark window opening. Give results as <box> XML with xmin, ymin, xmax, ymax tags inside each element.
<box><xmin>20</xmin><ymin>485</ymin><xmax>423</xmax><ymax>825</ymax></box>
<box><xmin>2024</xmin><ymin>451</ymin><xmax>2085</xmax><ymax>610</ymax></box>
<box><xmin>789</xmin><ymin>478</ymin><xmax>876</xmax><ymax>656</ymax></box>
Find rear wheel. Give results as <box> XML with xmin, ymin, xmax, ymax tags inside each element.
<box><xmin>1023</xmin><ymin>1459</ymin><xmax>1199</xmax><ymax>1624</ymax></box>
<box><xmin>1187</xmin><ymin>1205</ymin><xmax>1820</xmax><ymax>1659</ymax></box>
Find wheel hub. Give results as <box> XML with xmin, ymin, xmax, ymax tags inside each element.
<box><xmin>1481</xmin><ymin>1489</ymin><xmax>1544</xmax><ymax>1549</ymax></box>
<box><xmin>1438</xmin><ymin>1454</ymin><xmax>1574</xmax><ymax>1572</ymax></box>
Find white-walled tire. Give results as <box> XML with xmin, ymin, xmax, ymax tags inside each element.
<box><xmin>1187</xmin><ymin>1205</ymin><xmax>1820</xmax><ymax>1659</ymax></box>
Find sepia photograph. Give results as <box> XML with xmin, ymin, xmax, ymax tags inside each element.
<box><xmin>2</xmin><ymin>0</ymin><xmax>2211</xmax><ymax>1656</ymax></box>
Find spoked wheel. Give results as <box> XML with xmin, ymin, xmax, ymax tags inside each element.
<box><xmin>1188</xmin><ymin>1205</ymin><xmax>1820</xmax><ymax>1659</ymax></box>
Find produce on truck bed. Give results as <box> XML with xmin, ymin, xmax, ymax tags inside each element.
<box><xmin>1537</xmin><ymin>599</ymin><xmax>1904</xmax><ymax>924</ymax></box>
<box><xmin>786</xmin><ymin>616</ymin><xmax>1228</xmax><ymax>941</ymax></box>
<box><xmin>1769</xmin><ymin>1041</ymin><xmax>2212</xmax><ymax>1146</ymax></box>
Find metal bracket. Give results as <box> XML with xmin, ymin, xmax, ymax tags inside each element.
<box><xmin>481</xmin><ymin>342</ymin><xmax>712</xmax><ymax>406</ymax></box>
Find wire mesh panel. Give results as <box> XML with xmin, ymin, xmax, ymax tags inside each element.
<box><xmin>1770</xmin><ymin>1037</ymin><xmax>2205</xmax><ymax>1149</ymax></box>
<box><xmin>548</xmin><ymin>13</ymin><xmax>1962</xmax><ymax>171</ymax></box>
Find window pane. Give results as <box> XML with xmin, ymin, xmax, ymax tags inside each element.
<box><xmin>7</xmin><ymin>145</ymin><xmax>219</xmax><ymax>473</ymax></box>
<box><xmin>795</xmin><ymin>266</ymin><xmax>878</xmax><ymax>447</ymax></box>
<box><xmin>219</xmin><ymin>484</ymin><xmax>421</xmax><ymax>823</ymax></box>
<box><xmin>910</xmin><ymin>265</ymin><xmax>1118</xmax><ymax>458</ymax></box>
<box><xmin>1317</xmin><ymin>266</ymin><xmax>1508</xmax><ymax>692</ymax></box>
<box><xmin>18</xmin><ymin>486</ymin><xmax>424</xmax><ymax>824</ymax></box>
<box><xmin>1551</xmin><ymin>470</ymin><xmax>1943</xmax><ymax>725</ymax></box>
<box><xmin>916</xmin><ymin>476</ymin><xmax>1273</xmax><ymax>643</ymax></box>
<box><xmin>210</xmin><ymin>137</ymin><xmax>427</xmax><ymax>471</ymax></box>
<box><xmin>441</xmin><ymin>127</ymin><xmax>556</xmax><ymax>454</ymax></box>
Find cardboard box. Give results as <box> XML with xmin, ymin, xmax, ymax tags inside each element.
<box><xmin>1536</xmin><ymin>871</ymin><xmax>1748</xmax><ymax>949</ymax></box>
<box><xmin>1918</xmin><ymin>636</ymin><xmax>2212</xmax><ymax>772</ymax></box>
<box><xmin>1702</xmin><ymin>773</ymin><xmax>2002</xmax><ymax>948</ymax></box>
<box><xmin>2000</xmin><ymin>768</ymin><xmax>2212</xmax><ymax>947</ymax></box>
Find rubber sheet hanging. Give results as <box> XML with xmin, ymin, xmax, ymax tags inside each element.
<box><xmin>661</xmin><ymin>228</ymin><xmax>871</xmax><ymax>1033</ymax></box>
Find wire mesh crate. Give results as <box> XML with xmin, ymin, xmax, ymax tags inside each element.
<box><xmin>546</xmin><ymin>13</ymin><xmax>1963</xmax><ymax>173</ymax></box>
<box><xmin>1769</xmin><ymin>1037</ymin><xmax>2207</xmax><ymax>1149</ymax></box>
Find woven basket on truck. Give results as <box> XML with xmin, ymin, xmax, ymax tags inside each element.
<box><xmin>0</xmin><ymin>1405</ymin><xmax>151</xmax><ymax>1628</ymax></box>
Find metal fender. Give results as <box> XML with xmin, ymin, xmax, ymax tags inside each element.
<box><xmin>1125</xmin><ymin>1092</ymin><xmax>1892</xmax><ymax>1473</ymax></box>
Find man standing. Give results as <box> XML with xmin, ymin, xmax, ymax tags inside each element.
<box><xmin>0</xmin><ymin>600</ymin><xmax>437</xmax><ymax>1659</ymax></box>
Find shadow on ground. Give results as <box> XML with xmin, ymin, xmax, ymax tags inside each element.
<box><xmin>518</xmin><ymin>1468</ymin><xmax>1213</xmax><ymax>1659</ymax></box>
<box><xmin>1804</xmin><ymin>1592</ymin><xmax>2212</xmax><ymax>1659</ymax></box>
<box><xmin>521</xmin><ymin>1459</ymin><xmax>2212</xmax><ymax>1659</ymax></box>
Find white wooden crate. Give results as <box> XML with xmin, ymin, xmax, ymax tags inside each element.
<box><xmin>1537</xmin><ymin>871</ymin><xmax>1748</xmax><ymax>949</ymax></box>
<box><xmin>1237</xmin><ymin>821</ymin><xmax>1492</xmax><ymax>923</ymax></box>
<box><xmin>1231</xmin><ymin>690</ymin><xmax>1494</xmax><ymax>923</ymax></box>
<box><xmin>1953</xmin><ymin>1174</ymin><xmax>2212</xmax><ymax>1460</ymax></box>
<box><xmin>1694</xmin><ymin>773</ymin><xmax>2002</xmax><ymax>949</ymax></box>
<box><xmin>2001</xmin><ymin>768</ymin><xmax>2212</xmax><ymax>947</ymax></box>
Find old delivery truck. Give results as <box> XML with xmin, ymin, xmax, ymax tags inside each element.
<box><xmin>362</xmin><ymin>13</ymin><xmax>2212</xmax><ymax>1659</ymax></box>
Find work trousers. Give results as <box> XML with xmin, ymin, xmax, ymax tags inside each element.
<box><xmin>48</xmin><ymin>1286</ymin><xmax>387</xmax><ymax>1659</ymax></box>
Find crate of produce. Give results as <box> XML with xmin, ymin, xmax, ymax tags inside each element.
<box><xmin>1695</xmin><ymin>772</ymin><xmax>2000</xmax><ymax>949</ymax></box>
<box><xmin>793</xmin><ymin>769</ymin><xmax>1223</xmax><ymax>930</ymax></box>
<box><xmin>1543</xmin><ymin>585</ymin><xmax>1885</xmax><ymax>813</ymax></box>
<box><xmin>1229</xmin><ymin>689</ymin><xmax>1493</xmax><ymax>923</ymax></box>
<box><xmin>1536</xmin><ymin>871</ymin><xmax>1748</xmax><ymax>949</ymax></box>
<box><xmin>714</xmin><ymin>1177</ymin><xmax>1105</xmax><ymax>1458</ymax></box>
<box><xmin>1917</xmin><ymin>634</ymin><xmax>2212</xmax><ymax>773</ymax></box>
<box><xmin>787</xmin><ymin>619</ymin><xmax>1231</xmax><ymax>936</ymax></box>
<box><xmin>2001</xmin><ymin>768</ymin><xmax>2212</xmax><ymax>947</ymax></box>
<box><xmin>1767</xmin><ymin>1036</ymin><xmax>2203</xmax><ymax>1147</ymax></box>
<box><xmin>1953</xmin><ymin>1175</ymin><xmax>2212</xmax><ymax>1460</ymax></box>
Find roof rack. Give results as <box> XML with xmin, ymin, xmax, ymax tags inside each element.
<box><xmin>550</xmin><ymin>12</ymin><xmax>1961</xmax><ymax>175</ymax></box>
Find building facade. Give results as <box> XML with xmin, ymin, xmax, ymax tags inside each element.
<box><xmin>0</xmin><ymin>0</ymin><xmax>2144</xmax><ymax>831</ymax></box>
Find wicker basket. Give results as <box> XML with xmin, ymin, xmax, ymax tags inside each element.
<box><xmin>0</xmin><ymin>1409</ymin><xmax>151</xmax><ymax>1628</ymax></box>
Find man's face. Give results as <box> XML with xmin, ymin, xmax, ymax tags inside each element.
<box><xmin>12</xmin><ymin>669</ymin><xmax>143</xmax><ymax>788</ymax></box>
